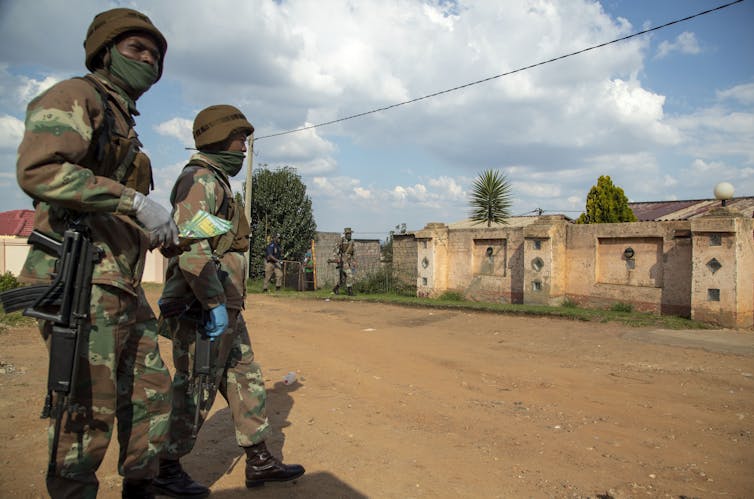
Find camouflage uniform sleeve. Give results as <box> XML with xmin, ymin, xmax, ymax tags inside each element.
<box><xmin>172</xmin><ymin>168</ymin><xmax>226</xmax><ymax>309</ymax></box>
<box><xmin>16</xmin><ymin>78</ymin><xmax>133</xmax><ymax>213</ymax></box>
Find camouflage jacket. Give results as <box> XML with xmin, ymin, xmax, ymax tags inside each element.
<box><xmin>336</xmin><ymin>238</ymin><xmax>355</xmax><ymax>267</ymax></box>
<box><xmin>16</xmin><ymin>73</ymin><xmax>152</xmax><ymax>295</ymax></box>
<box><xmin>161</xmin><ymin>154</ymin><xmax>250</xmax><ymax>311</ymax></box>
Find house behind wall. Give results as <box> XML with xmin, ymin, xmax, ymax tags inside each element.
<box><xmin>399</xmin><ymin>209</ymin><xmax>753</xmax><ymax>329</ymax></box>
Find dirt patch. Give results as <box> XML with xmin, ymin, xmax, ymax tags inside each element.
<box><xmin>1</xmin><ymin>291</ymin><xmax>753</xmax><ymax>498</ymax></box>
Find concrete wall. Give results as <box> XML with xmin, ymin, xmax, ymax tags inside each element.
<box><xmin>1</xmin><ymin>237</ymin><xmax>168</xmax><ymax>283</ymax></box>
<box><xmin>312</xmin><ymin>231</ymin><xmax>381</xmax><ymax>290</ymax></box>
<box><xmin>399</xmin><ymin>209</ymin><xmax>753</xmax><ymax>329</ymax></box>
<box><xmin>0</xmin><ymin>237</ymin><xmax>32</xmax><ymax>276</ymax></box>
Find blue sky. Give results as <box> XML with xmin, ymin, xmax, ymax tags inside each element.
<box><xmin>0</xmin><ymin>0</ymin><xmax>752</xmax><ymax>239</ymax></box>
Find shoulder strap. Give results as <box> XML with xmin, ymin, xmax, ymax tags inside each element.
<box><xmin>78</xmin><ymin>76</ymin><xmax>142</xmax><ymax>188</ymax></box>
<box><xmin>77</xmin><ymin>75</ymin><xmax>114</xmax><ymax>163</ymax></box>
<box><xmin>182</xmin><ymin>160</ymin><xmax>232</xmax><ymax>219</ymax></box>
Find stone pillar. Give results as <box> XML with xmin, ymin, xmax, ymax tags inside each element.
<box><xmin>522</xmin><ymin>215</ymin><xmax>568</xmax><ymax>306</ymax></box>
<box><xmin>690</xmin><ymin>208</ymin><xmax>753</xmax><ymax>329</ymax></box>
<box><xmin>415</xmin><ymin>223</ymin><xmax>449</xmax><ymax>298</ymax></box>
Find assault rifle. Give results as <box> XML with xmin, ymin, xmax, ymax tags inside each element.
<box><xmin>157</xmin><ymin>298</ymin><xmax>216</xmax><ymax>439</ymax></box>
<box><xmin>192</xmin><ymin>325</ymin><xmax>214</xmax><ymax>438</ymax></box>
<box><xmin>0</xmin><ymin>227</ymin><xmax>103</xmax><ymax>478</ymax></box>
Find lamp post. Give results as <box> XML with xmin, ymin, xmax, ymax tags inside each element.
<box><xmin>244</xmin><ymin>134</ymin><xmax>254</xmax><ymax>276</ymax></box>
<box><xmin>713</xmin><ymin>182</ymin><xmax>734</xmax><ymax>207</ymax></box>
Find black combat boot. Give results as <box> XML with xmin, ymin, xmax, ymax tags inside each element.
<box><xmin>122</xmin><ymin>479</ymin><xmax>155</xmax><ymax>499</ymax></box>
<box><xmin>244</xmin><ymin>441</ymin><xmax>305</xmax><ymax>488</ymax></box>
<box><xmin>332</xmin><ymin>285</ymin><xmax>340</xmax><ymax>295</ymax></box>
<box><xmin>347</xmin><ymin>286</ymin><xmax>353</xmax><ymax>296</ymax></box>
<box><xmin>149</xmin><ymin>459</ymin><xmax>209</xmax><ymax>498</ymax></box>
<box><xmin>275</xmin><ymin>286</ymin><xmax>281</xmax><ymax>292</ymax></box>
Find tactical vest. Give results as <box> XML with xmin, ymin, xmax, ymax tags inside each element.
<box><xmin>81</xmin><ymin>75</ymin><xmax>153</xmax><ymax>195</ymax></box>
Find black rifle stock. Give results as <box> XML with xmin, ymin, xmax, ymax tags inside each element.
<box><xmin>0</xmin><ymin>228</ymin><xmax>102</xmax><ymax>477</ymax></box>
<box><xmin>158</xmin><ymin>300</ymin><xmax>216</xmax><ymax>438</ymax></box>
<box><xmin>192</xmin><ymin>325</ymin><xmax>214</xmax><ymax>438</ymax></box>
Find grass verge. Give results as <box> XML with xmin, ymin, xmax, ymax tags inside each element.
<box><xmin>248</xmin><ymin>283</ymin><xmax>712</xmax><ymax>330</ymax></box>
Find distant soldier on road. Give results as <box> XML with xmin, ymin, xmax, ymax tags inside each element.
<box><xmin>263</xmin><ymin>233</ymin><xmax>283</xmax><ymax>292</ymax></box>
<box><xmin>330</xmin><ymin>227</ymin><xmax>356</xmax><ymax>295</ymax></box>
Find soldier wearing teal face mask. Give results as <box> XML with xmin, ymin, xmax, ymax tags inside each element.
<box><xmin>154</xmin><ymin>105</ymin><xmax>305</xmax><ymax>497</ymax></box>
<box><xmin>15</xmin><ymin>7</ymin><xmax>177</xmax><ymax>499</ymax></box>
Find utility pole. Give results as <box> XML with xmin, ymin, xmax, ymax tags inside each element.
<box><xmin>244</xmin><ymin>134</ymin><xmax>254</xmax><ymax>277</ymax></box>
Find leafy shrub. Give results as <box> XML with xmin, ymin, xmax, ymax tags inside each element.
<box><xmin>355</xmin><ymin>267</ymin><xmax>416</xmax><ymax>296</ymax></box>
<box><xmin>561</xmin><ymin>298</ymin><xmax>578</xmax><ymax>308</ymax></box>
<box><xmin>0</xmin><ymin>271</ymin><xmax>21</xmax><ymax>293</ymax></box>
<box><xmin>609</xmin><ymin>302</ymin><xmax>634</xmax><ymax>313</ymax></box>
<box><xmin>437</xmin><ymin>291</ymin><xmax>464</xmax><ymax>302</ymax></box>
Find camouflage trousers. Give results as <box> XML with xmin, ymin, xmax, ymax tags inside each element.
<box><xmin>263</xmin><ymin>261</ymin><xmax>283</xmax><ymax>290</ymax></box>
<box><xmin>338</xmin><ymin>265</ymin><xmax>354</xmax><ymax>288</ymax></box>
<box><xmin>41</xmin><ymin>285</ymin><xmax>172</xmax><ymax>499</ymax></box>
<box><xmin>159</xmin><ymin>308</ymin><xmax>270</xmax><ymax>458</ymax></box>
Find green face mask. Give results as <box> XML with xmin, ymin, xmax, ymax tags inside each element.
<box><xmin>109</xmin><ymin>46</ymin><xmax>159</xmax><ymax>94</ymax></box>
<box><xmin>204</xmin><ymin>151</ymin><xmax>246</xmax><ymax>177</ymax></box>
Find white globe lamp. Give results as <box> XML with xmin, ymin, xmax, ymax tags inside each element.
<box><xmin>713</xmin><ymin>182</ymin><xmax>734</xmax><ymax>207</ymax></box>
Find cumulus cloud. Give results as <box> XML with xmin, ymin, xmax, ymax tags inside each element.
<box><xmin>155</xmin><ymin>118</ymin><xmax>194</xmax><ymax>147</ymax></box>
<box><xmin>655</xmin><ymin>31</ymin><xmax>701</xmax><ymax>59</ymax></box>
<box><xmin>0</xmin><ymin>114</ymin><xmax>24</xmax><ymax>150</ymax></box>
<box><xmin>0</xmin><ymin>0</ymin><xmax>750</xmax><ymax>231</ymax></box>
<box><xmin>717</xmin><ymin>83</ymin><xmax>754</xmax><ymax>105</ymax></box>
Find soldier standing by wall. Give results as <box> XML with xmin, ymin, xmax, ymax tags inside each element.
<box><xmin>263</xmin><ymin>233</ymin><xmax>283</xmax><ymax>292</ymax></box>
<box><xmin>154</xmin><ymin>105</ymin><xmax>304</xmax><ymax>497</ymax></box>
<box><xmin>15</xmin><ymin>8</ymin><xmax>177</xmax><ymax>498</ymax></box>
<box><xmin>332</xmin><ymin>227</ymin><xmax>356</xmax><ymax>295</ymax></box>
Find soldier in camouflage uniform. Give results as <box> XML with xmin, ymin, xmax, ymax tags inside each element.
<box><xmin>332</xmin><ymin>227</ymin><xmax>356</xmax><ymax>296</ymax></box>
<box><xmin>15</xmin><ymin>8</ymin><xmax>178</xmax><ymax>499</ymax></box>
<box><xmin>153</xmin><ymin>105</ymin><xmax>305</xmax><ymax>497</ymax></box>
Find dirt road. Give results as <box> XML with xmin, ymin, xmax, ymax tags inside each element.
<box><xmin>1</xmin><ymin>291</ymin><xmax>753</xmax><ymax>498</ymax></box>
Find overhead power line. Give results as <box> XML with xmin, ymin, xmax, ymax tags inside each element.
<box><xmin>255</xmin><ymin>0</ymin><xmax>743</xmax><ymax>141</ymax></box>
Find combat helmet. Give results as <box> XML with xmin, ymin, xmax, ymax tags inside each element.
<box><xmin>193</xmin><ymin>105</ymin><xmax>255</xmax><ymax>149</ymax></box>
<box><xmin>84</xmin><ymin>8</ymin><xmax>168</xmax><ymax>80</ymax></box>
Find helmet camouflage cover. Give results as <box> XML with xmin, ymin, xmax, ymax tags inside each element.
<box><xmin>84</xmin><ymin>8</ymin><xmax>168</xmax><ymax>80</ymax></box>
<box><xmin>193</xmin><ymin>105</ymin><xmax>255</xmax><ymax>149</ymax></box>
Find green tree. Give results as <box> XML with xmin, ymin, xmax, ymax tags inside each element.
<box><xmin>469</xmin><ymin>169</ymin><xmax>513</xmax><ymax>227</ymax></box>
<box><xmin>576</xmin><ymin>175</ymin><xmax>637</xmax><ymax>224</ymax></box>
<box><xmin>249</xmin><ymin>166</ymin><xmax>317</xmax><ymax>278</ymax></box>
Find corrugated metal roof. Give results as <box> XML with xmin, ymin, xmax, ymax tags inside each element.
<box><xmin>0</xmin><ymin>209</ymin><xmax>35</xmax><ymax>237</ymax></box>
<box><xmin>629</xmin><ymin>197</ymin><xmax>754</xmax><ymax>221</ymax></box>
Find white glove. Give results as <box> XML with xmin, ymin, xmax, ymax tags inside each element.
<box><xmin>132</xmin><ymin>192</ymin><xmax>179</xmax><ymax>247</ymax></box>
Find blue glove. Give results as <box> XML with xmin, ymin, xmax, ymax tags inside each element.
<box><xmin>204</xmin><ymin>304</ymin><xmax>228</xmax><ymax>339</ymax></box>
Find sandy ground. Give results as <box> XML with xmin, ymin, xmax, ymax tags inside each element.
<box><xmin>1</xmin><ymin>289</ymin><xmax>753</xmax><ymax>498</ymax></box>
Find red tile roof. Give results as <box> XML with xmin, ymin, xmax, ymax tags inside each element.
<box><xmin>0</xmin><ymin>210</ymin><xmax>35</xmax><ymax>237</ymax></box>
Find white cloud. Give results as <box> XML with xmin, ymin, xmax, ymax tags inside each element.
<box><xmin>155</xmin><ymin>118</ymin><xmax>194</xmax><ymax>147</ymax></box>
<box><xmin>655</xmin><ymin>31</ymin><xmax>701</xmax><ymax>59</ymax></box>
<box><xmin>354</xmin><ymin>187</ymin><xmax>372</xmax><ymax>199</ymax></box>
<box><xmin>717</xmin><ymin>83</ymin><xmax>754</xmax><ymax>105</ymax></box>
<box><xmin>0</xmin><ymin>0</ymin><xmax>750</xmax><ymax>232</ymax></box>
<box><xmin>0</xmin><ymin>114</ymin><xmax>24</xmax><ymax>150</ymax></box>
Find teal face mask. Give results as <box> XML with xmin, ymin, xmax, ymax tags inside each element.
<box><xmin>204</xmin><ymin>151</ymin><xmax>246</xmax><ymax>177</ymax></box>
<box><xmin>109</xmin><ymin>45</ymin><xmax>159</xmax><ymax>94</ymax></box>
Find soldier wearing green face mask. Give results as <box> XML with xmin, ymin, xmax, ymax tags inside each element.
<box><xmin>154</xmin><ymin>105</ymin><xmax>305</xmax><ymax>497</ymax></box>
<box><xmin>15</xmin><ymin>7</ymin><xmax>177</xmax><ymax>499</ymax></box>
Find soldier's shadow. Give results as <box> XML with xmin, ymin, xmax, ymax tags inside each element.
<box><xmin>181</xmin><ymin>380</ymin><xmax>300</xmax><ymax>486</ymax></box>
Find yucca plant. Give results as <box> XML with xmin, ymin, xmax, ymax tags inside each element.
<box><xmin>469</xmin><ymin>169</ymin><xmax>512</xmax><ymax>227</ymax></box>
